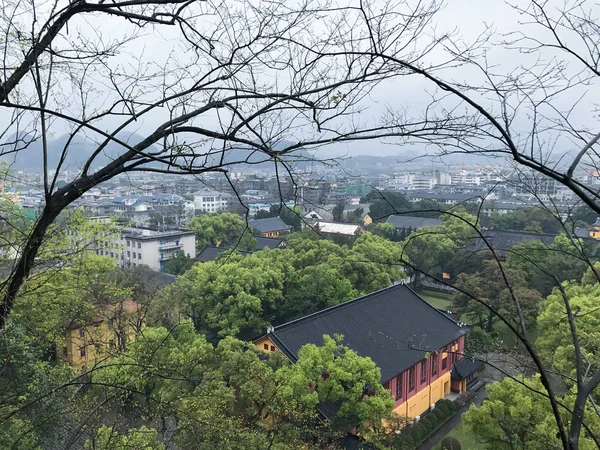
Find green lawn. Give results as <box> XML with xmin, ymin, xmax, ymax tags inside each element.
<box><xmin>418</xmin><ymin>290</ymin><xmax>454</xmax><ymax>310</ymax></box>
<box><xmin>432</xmin><ymin>422</ymin><xmax>482</xmax><ymax>450</ymax></box>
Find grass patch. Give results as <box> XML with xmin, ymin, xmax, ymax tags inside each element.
<box><xmin>432</xmin><ymin>421</ymin><xmax>482</xmax><ymax>450</ymax></box>
<box><xmin>419</xmin><ymin>290</ymin><xmax>453</xmax><ymax>310</ymax></box>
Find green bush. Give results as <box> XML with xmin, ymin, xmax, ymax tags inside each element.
<box><xmin>435</xmin><ymin>403</ymin><xmax>447</xmax><ymax>415</ymax></box>
<box><xmin>441</xmin><ymin>436</ymin><xmax>461</xmax><ymax>450</ymax></box>
<box><xmin>418</xmin><ymin>417</ymin><xmax>433</xmax><ymax>435</ymax></box>
<box><xmin>431</xmin><ymin>408</ymin><xmax>445</xmax><ymax>421</ymax></box>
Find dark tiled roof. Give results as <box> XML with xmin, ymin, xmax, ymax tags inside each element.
<box><xmin>134</xmin><ymin>267</ymin><xmax>177</xmax><ymax>288</ymax></box>
<box><xmin>386</xmin><ymin>215</ymin><xmax>443</xmax><ymax>230</ymax></box>
<box><xmin>267</xmin><ymin>284</ymin><xmax>469</xmax><ymax>382</ymax></box>
<box><xmin>468</xmin><ymin>229</ymin><xmax>557</xmax><ymax>256</ymax></box>
<box><xmin>248</xmin><ymin>216</ymin><xmax>292</xmax><ymax>233</ymax></box>
<box><xmin>574</xmin><ymin>227</ymin><xmax>591</xmax><ymax>239</ymax></box>
<box><xmin>255</xmin><ymin>236</ymin><xmax>284</xmax><ymax>250</ymax></box>
<box><xmin>195</xmin><ymin>245</ymin><xmax>252</xmax><ymax>262</ymax></box>
<box><xmin>451</xmin><ymin>357</ymin><xmax>480</xmax><ymax>380</ymax></box>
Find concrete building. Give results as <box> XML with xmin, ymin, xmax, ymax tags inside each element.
<box><xmin>193</xmin><ymin>188</ymin><xmax>231</xmax><ymax>212</ymax></box>
<box><xmin>97</xmin><ymin>227</ymin><xmax>196</xmax><ymax>271</ymax></box>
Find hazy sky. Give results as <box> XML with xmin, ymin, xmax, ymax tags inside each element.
<box><xmin>2</xmin><ymin>0</ymin><xmax>599</xmax><ymax>165</ymax></box>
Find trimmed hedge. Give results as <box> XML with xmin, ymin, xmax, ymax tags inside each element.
<box><xmin>391</xmin><ymin>400</ymin><xmax>457</xmax><ymax>449</ymax></box>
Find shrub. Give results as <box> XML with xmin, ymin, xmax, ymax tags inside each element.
<box><xmin>418</xmin><ymin>417</ymin><xmax>433</xmax><ymax>434</ymax></box>
<box><xmin>435</xmin><ymin>403</ymin><xmax>448</xmax><ymax>416</ymax></box>
<box><xmin>432</xmin><ymin>408</ymin><xmax>445</xmax><ymax>421</ymax></box>
<box><xmin>441</xmin><ymin>436</ymin><xmax>461</xmax><ymax>450</ymax></box>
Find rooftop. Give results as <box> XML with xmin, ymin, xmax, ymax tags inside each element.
<box><xmin>123</xmin><ymin>227</ymin><xmax>195</xmax><ymax>240</ymax></box>
<box><xmin>248</xmin><ymin>216</ymin><xmax>292</xmax><ymax>233</ymax></box>
<box><xmin>266</xmin><ymin>283</ymin><xmax>469</xmax><ymax>381</ymax></box>
<box><xmin>386</xmin><ymin>215</ymin><xmax>443</xmax><ymax>230</ymax></box>
<box><xmin>195</xmin><ymin>244</ymin><xmax>253</xmax><ymax>263</ymax></box>
<box><xmin>315</xmin><ymin>221</ymin><xmax>362</xmax><ymax>236</ymax></box>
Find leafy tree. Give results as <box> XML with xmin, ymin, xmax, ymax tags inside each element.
<box><xmin>536</xmin><ymin>275</ymin><xmax>600</xmax><ymax>388</ymax></box>
<box><xmin>0</xmin><ymin>323</ymin><xmax>77</xmax><ymax>449</ymax></box>
<box><xmin>167</xmin><ymin>253</ymin><xmax>285</xmax><ymax>340</ymax></box>
<box><xmin>373</xmin><ymin>222</ymin><xmax>400</xmax><ymax>241</ymax></box>
<box><xmin>488</xmin><ymin>208</ymin><xmax>562</xmax><ymax>234</ymax></box>
<box><xmin>452</xmin><ymin>260</ymin><xmax>542</xmax><ymax>332</ymax></box>
<box><xmin>507</xmin><ymin>235</ymin><xmax>591</xmax><ymax>296</ymax></box>
<box><xmin>362</xmin><ymin>191</ymin><xmax>411</xmax><ymax>222</ymax></box>
<box><xmin>345</xmin><ymin>207</ymin><xmax>365</xmax><ymax>224</ymax></box>
<box><xmin>332</xmin><ymin>203</ymin><xmax>345</xmax><ymax>222</ymax></box>
<box><xmin>162</xmin><ymin>251</ymin><xmax>193</xmax><ymax>275</ymax></box>
<box><xmin>401</xmin><ymin>227</ymin><xmax>455</xmax><ymax>289</ymax></box>
<box><xmin>91</xmin><ymin>325</ymin><xmax>393</xmax><ymax>449</ymax></box>
<box><xmin>463</xmin><ymin>376</ymin><xmax>600</xmax><ymax>450</ymax></box>
<box><xmin>14</xmin><ymin>255</ymin><xmax>131</xmax><ymax>347</ymax></box>
<box><xmin>572</xmin><ymin>205</ymin><xmax>598</xmax><ymax>226</ymax></box>
<box><xmin>186</xmin><ymin>213</ymin><xmax>256</xmax><ymax>251</ymax></box>
<box><xmin>84</xmin><ymin>426</ymin><xmax>164</xmax><ymax>450</ymax></box>
<box><xmin>345</xmin><ymin>233</ymin><xmax>405</xmax><ymax>293</ymax></box>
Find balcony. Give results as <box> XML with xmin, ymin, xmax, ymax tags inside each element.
<box><xmin>159</xmin><ymin>242</ymin><xmax>183</xmax><ymax>250</ymax></box>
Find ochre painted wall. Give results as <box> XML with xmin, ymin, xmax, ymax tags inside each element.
<box><xmin>58</xmin><ymin>321</ymin><xmax>140</xmax><ymax>369</ymax></box>
<box><xmin>392</xmin><ymin>371</ymin><xmax>451</xmax><ymax>419</ymax></box>
<box><xmin>254</xmin><ymin>336</ymin><xmax>278</xmax><ymax>353</ymax></box>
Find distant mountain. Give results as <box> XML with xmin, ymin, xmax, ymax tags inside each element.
<box><xmin>0</xmin><ymin>132</ymin><xmax>152</xmax><ymax>172</ymax></box>
<box><xmin>0</xmin><ymin>134</ymin><xmax>312</xmax><ymax>173</ymax></box>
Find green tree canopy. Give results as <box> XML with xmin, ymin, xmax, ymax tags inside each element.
<box><xmin>507</xmin><ymin>235</ymin><xmax>591</xmax><ymax>296</ymax></box>
<box><xmin>463</xmin><ymin>375</ymin><xmax>600</xmax><ymax>450</ymax></box>
<box><xmin>452</xmin><ymin>259</ymin><xmax>542</xmax><ymax>333</ymax></box>
<box><xmin>362</xmin><ymin>190</ymin><xmax>411</xmax><ymax>222</ymax></box>
<box><xmin>536</xmin><ymin>273</ymin><xmax>600</xmax><ymax>387</ymax></box>
<box><xmin>186</xmin><ymin>212</ymin><xmax>256</xmax><ymax>251</ymax></box>
<box><xmin>90</xmin><ymin>324</ymin><xmax>393</xmax><ymax>449</ymax></box>
<box><xmin>162</xmin><ymin>251</ymin><xmax>193</xmax><ymax>275</ymax></box>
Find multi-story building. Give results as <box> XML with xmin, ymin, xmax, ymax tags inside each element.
<box><xmin>58</xmin><ymin>299</ymin><xmax>143</xmax><ymax>370</ymax></box>
<box><xmin>96</xmin><ymin>227</ymin><xmax>196</xmax><ymax>271</ymax></box>
<box><xmin>193</xmin><ymin>188</ymin><xmax>231</xmax><ymax>213</ymax></box>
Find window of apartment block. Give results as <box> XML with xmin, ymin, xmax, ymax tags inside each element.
<box><xmin>270</xmin><ymin>345</ymin><xmax>275</xmax><ymax>351</ymax></box>
<box><xmin>137</xmin><ymin>242</ymin><xmax>141</xmax><ymax>249</ymax></box>
<box><xmin>132</xmin><ymin>253</ymin><xmax>136</xmax><ymax>259</ymax></box>
<box><xmin>80</xmin><ymin>347</ymin><xmax>86</xmax><ymax>358</ymax></box>
<box><xmin>420</xmin><ymin>360</ymin><xmax>427</xmax><ymax>383</ymax></box>
<box><xmin>442</xmin><ymin>355</ymin><xmax>448</xmax><ymax>370</ymax></box>
<box><xmin>395</xmin><ymin>374</ymin><xmax>403</xmax><ymax>400</ymax></box>
<box><xmin>127</xmin><ymin>240</ymin><xmax>130</xmax><ymax>246</ymax></box>
<box><xmin>138</xmin><ymin>253</ymin><xmax>142</xmax><ymax>259</ymax></box>
<box><xmin>127</xmin><ymin>251</ymin><xmax>130</xmax><ymax>257</ymax></box>
<box><xmin>409</xmin><ymin>367</ymin><xmax>415</xmax><ymax>391</ymax></box>
<box><xmin>432</xmin><ymin>355</ymin><xmax>438</xmax><ymax>377</ymax></box>
<box><xmin>263</xmin><ymin>343</ymin><xmax>268</xmax><ymax>350</ymax></box>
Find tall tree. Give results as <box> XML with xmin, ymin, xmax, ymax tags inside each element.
<box><xmin>463</xmin><ymin>375</ymin><xmax>600</xmax><ymax>450</ymax></box>
<box><xmin>186</xmin><ymin>213</ymin><xmax>256</xmax><ymax>252</ymax></box>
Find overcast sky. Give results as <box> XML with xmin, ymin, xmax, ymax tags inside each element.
<box><xmin>2</xmin><ymin>0</ymin><xmax>599</xmax><ymax>166</ymax></box>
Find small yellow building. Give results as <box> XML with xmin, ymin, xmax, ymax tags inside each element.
<box><xmin>58</xmin><ymin>299</ymin><xmax>143</xmax><ymax>369</ymax></box>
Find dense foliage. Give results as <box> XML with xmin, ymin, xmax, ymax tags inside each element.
<box><xmin>156</xmin><ymin>232</ymin><xmax>404</xmax><ymax>340</ymax></box>
<box><xmin>186</xmin><ymin>212</ymin><xmax>256</xmax><ymax>251</ymax></box>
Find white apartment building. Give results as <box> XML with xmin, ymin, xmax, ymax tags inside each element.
<box><xmin>193</xmin><ymin>188</ymin><xmax>231</xmax><ymax>212</ymax></box>
<box><xmin>97</xmin><ymin>227</ymin><xmax>196</xmax><ymax>271</ymax></box>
